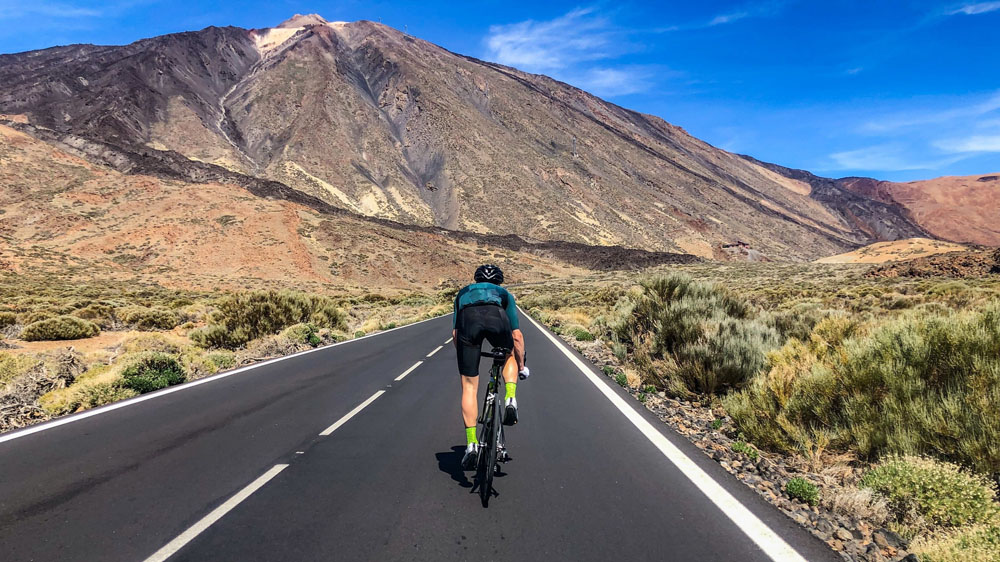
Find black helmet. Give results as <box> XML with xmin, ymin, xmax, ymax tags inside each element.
<box><xmin>474</xmin><ymin>264</ymin><xmax>504</xmax><ymax>285</ymax></box>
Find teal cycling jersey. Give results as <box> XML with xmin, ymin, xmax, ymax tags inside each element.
<box><xmin>453</xmin><ymin>282</ymin><xmax>519</xmax><ymax>330</ymax></box>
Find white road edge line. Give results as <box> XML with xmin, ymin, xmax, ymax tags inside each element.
<box><xmin>426</xmin><ymin>345</ymin><xmax>443</xmax><ymax>357</ymax></box>
<box><xmin>142</xmin><ymin>464</ymin><xmax>289</xmax><ymax>562</ymax></box>
<box><xmin>521</xmin><ymin>309</ymin><xmax>808</xmax><ymax>562</ymax></box>
<box><xmin>319</xmin><ymin>391</ymin><xmax>385</xmax><ymax>436</ymax></box>
<box><xmin>395</xmin><ymin>361</ymin><xmax>423</xmax><ymax>381</ymax></box>
<box><xmin>0</xmin><ymin>314</ymin><xmax>448</xmax><ymax>445</ymax></box>
<box><xmin>444</xmin><ymin>337</ymin><xmax>453</xmax><ymax>344</ymax></box>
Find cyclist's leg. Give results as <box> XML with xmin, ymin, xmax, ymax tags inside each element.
<box><xmin>460</xmin><ymin>374</ymin><xmax>478</xmax><ymax>429</ymax></box>
<box><xmin>456</xmin><ymin>306</ymin><xmax>486</xmax><ymax>440</ymax></box>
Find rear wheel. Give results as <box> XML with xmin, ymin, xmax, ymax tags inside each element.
<box><xmin>481</xmin><ymin>392</ymin><xmax>502</xmax><ymax>506</ymax></box>
<box><xmin>478</xmin><ymin>394</ymin><xmax>497</xmax><ymax>506</ymax></box>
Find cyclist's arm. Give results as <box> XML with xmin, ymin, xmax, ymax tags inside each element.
<box><xmin>512</xmin><ymin>329</ymin><xmax>525</xmax><ymax>371</ymax></box>
<box><xmin>452</xmin><ymin>287</ymin><xmax>462</xmax><ymax>346</ymax></box>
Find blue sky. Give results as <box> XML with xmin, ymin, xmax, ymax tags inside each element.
<box><xmin>1</xmin><ymin>0</ymin><xmax>998</xmax><ymax>181</ymax></box>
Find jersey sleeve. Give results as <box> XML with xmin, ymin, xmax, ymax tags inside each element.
<box><xmin>504</xmin><ymin>288</ymin><xmax>520</xmax><ymax>330</ymax></box>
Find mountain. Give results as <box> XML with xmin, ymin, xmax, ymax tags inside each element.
<box><xmin>0</xmin><ymin>122</ymin><xmax>695</xmax><ymax>290</ymax></box>
<box><xmin>836</xmin><ymin>174</ymin><xmax>1000</xmax><ymax>247</ymax></box>
<box><xmin>0</xmin><ymin>15</ymin><xmax>935</xmax><ymax>261</ymax></box>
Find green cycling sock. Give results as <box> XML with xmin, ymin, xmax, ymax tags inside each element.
<box><xmin>505</xmin><ymin>381</ymin><xmax>516</xmax><ymax>400</ymax></box>
<box><xmin>466</xmin><ymin>426</ymin><xmax>478</xmax><ymax>445</ymax></box>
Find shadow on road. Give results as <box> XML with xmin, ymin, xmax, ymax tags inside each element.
<box><xmin>436</xmin><ymin>446</ymin><xmax>473</xmax><ymax>489</ymax></box>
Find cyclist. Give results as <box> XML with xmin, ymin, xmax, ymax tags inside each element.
<box><xmin>453</xmin><ymin>264</ymin><xmax>527</xmax><ymax>469</ymax></box>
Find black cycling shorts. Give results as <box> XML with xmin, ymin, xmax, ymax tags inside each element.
<box><xmin>455</xmin><ymin>304</ymin><xmax>514</xmax><ymax>376</ymax></box>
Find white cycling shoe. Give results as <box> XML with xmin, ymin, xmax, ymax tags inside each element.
<box><xmin>461</xmin><ymin>442</ymin><xmax>479</xmax><ymax>470</ymax></box>
<box><xmin>503</xmin><ymin>397</ymin><xmax>518</xmax><ymax>425</ymax></box>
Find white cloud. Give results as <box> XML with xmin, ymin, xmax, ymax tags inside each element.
<box><xmin>0</xmin><ymin>2</ymin><xmax>102</xmax><ymax>19</ymax></box>
<box><xmin>484</xmin><ymin>7</ymin><xmax>616</xmax><ymax>73</ymax></box>
<box><xmin>704</xmin><ymin>1</ymin><xmax>788</xmax><ymax>28</ymax></box>
<box><xmin>861</xmin><ymin>92</ymin><xmax>1000</xmax><ymax>133</ymax></box>
<box><xmin>709</xmin><ymin>12</ymin><xmax>749</xmax><ymax>26</ymax></box>
<box><xmin>935</xmin><ymin>134</ymin><xmax>1000</xmax><ymax>152</ymax></box>
<box><xmin>573</xmin><ymin>67</ymin><xmax>655</xmax><ymax>97</ymax></box>
<box><xmin>829</xmin><ymin>144</ymin><xmax>968</xmax><ymax>171</ymax></box>
<box><xmin>947</xmin><ymin>2</ymin><xmax>1000</xmax><ymax>15</ymax></box>
<box><xmin>483</xmin><ymin>8</ymin><xmax>668</xmax><ymax>97</ymax></box>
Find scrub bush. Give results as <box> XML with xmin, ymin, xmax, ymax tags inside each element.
<box><xmin>119</xmin><ymin>352</ymin><xmax>186</xmax><ymax>394</ymax></box>
<box><xmin>726</xmin><ymin>303</ymin><xmax>1000</xmax><ymax>473</ymax></box>
<box><xmin>610</xmin><ymin>275</ymin><xmax>780</xmax><ymax>396</ymax></box>
<box><xmin>118</xmin><ymin>306</ymin><xmax>179</xmax><ymax>330</ymax></box>
<box><xmin>191</xmin><ymin>290</ymin><xmax>347</xmax><ymax>349</ymax></box>
<box><xmin>786</xmin><ymin>477</ymin><xmax>820</xmax><ymax>506</ymax></box>
<box><xmin>21</xmin><ymin>316</ymin><xmax>100</xmax><ymax>341</ymax></box>
<box><xmin>0</xmin><ymin>311</ymin><xmax>15</xmax><ymax>328</ymax></box>
<box><xmin>861</xmin><ymin>456</ymin><xmax>999</xmax><ymax>530</ymax></box>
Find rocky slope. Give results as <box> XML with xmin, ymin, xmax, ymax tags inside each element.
<box><xmin>0</xmin><ymin>15</ymin><xmax>936</xmax><ymax>261</ymax></box>
<box><xmin>837</xmin><ymin>175</ymin><xmax>1000</xmax><ymax>247</ymax></box>
<box><xmin>0</xmin><ymin>122</ymin><xmax>694</xmax><ymax>290</ymax></box>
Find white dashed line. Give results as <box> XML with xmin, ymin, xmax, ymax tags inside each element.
<box><xmin>0</xmin><ymin>314</ymin><xmax>448</xmax><ymax>445</ymax></box>
<box><xmin>142</xmin><ymin>464</ymin><xmax>289</xmax><ymax>562</ymax></box>
<box><xmin>521</xmin><ymin>309</ymin><xmax>808</xmax><ymax>562</ymax></box>
<box><xmin>444</xmin><ymin>337</ymin><xmax>453</xmax><ymax>344</ymax></box>
<box><xmin>395</xmin><ymin>361</ymin><xmax>423</xmax><ymax>381</ymax></box>
<box><xmin>426</xmin><ymin>345</ymin><xmax>443</xmax><ymax>357</ymax></box>
<box><xmin>319</xmin><ymin>391</ymin><xmax>385</xmax><ymax>436</ymax></box>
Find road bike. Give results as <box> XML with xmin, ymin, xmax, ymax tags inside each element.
<box><xmin>473</xmin><ymin>346</ymin><xmax>512</xmax><ymax>506</ymax></box>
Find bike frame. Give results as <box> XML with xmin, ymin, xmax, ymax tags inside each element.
<box><xmin>475</xmin><ymin>347</ymin><xmax>509</xmax><ymax>505</ymax></box>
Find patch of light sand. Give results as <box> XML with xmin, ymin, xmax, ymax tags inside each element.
<box><xmin>750</xmin><ymin>162</ymin><xmax>812</xmax><ymax>196</ymax></box>
<box><xmin>285</xmin><ymin>162</ymin><xmax>360</xmax><ymax>212</ymax></box>
<box><xmin>816</xmin><ymin>238</ymin><xmax>968</xmax><ymax>264</ymax></box>
<box><xmin>252</xmin><ymin>27</ymin><xmax>302</xmax><ymax>55</ymax></box>
<box><xmin>358</xmin><ymin>187</ymin><xmax>391</xmax><ymax>216</ymax></box>
<box><xmin>386</xmin><ymin>184</ymin><xmax>433</xmax><ymax>223</ymax></box>
<box><xmin>674</xmin><ymin>237</ymin><xmax>715</xmax><ymax>258</ymax></box>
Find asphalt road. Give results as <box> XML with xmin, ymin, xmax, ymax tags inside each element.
<box><xmin>0</xmin><ymin>312</ymin><xmax>839</xmax><ymax>561</ymax></box>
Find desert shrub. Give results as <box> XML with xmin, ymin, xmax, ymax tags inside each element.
<box><xmin>192</xmin><ymin>291</ymin><xmax>347</xmax><ymax>349</ymax></box>
<box><xmin>119</xmin><ymin>352</ymin><xmax>186</xmax><ymax>394</ymax></box>
<box><xmin>726</xmin><ymin>303</ymin><xmax>1000</xmax><ymax>472</ymax></box>
<box><xmin>354</xmin><ymin>330</ymin><xmax>366</xmax><ymax>338</ymax></box>
<box><xmin>572</xmin><ymin>327</ymin><xmax>595</xmax><ymax>341</ymax></box>
<box><xmin>39</xmin><ymin>363</ymin><xmax>118</xmax><ymax>415</ymax></box>
<box><xmin>21</xmin><ymin>316</ymin><xmax>100</xmax><ymax>341</ymax></box>
<box><xmin>205</xmin><ymin>351</ymin><xmax>236</xmax><ymax>371</ymax></box>
<box><xmin>81</xmin><ymin>381</ymin><xmax>139</xmax><ymax>408</ymax></box>
<box><xmin>861</xmin><ymin>456</ymin><xmax>999</xmax><ymax>530</ymax></box>
<box><xmin>611</xmin><ymin>275</ymin><xmax>780</xmax><ymax>396</ymax></box>
<box><xmin>731</xmin><ymin>437</ymin><xmax>760</xmax><ymax>462</ymax></box>
<box><xmin>188</xmin><ymin>325</ymin><xmax>229</xmax><ymax>348</ymax></box>
<box><xmin>19</xmin><ymin>310</ymin><xmax>55</xmax><ymax>325</ymax></box>
<box><xmin>72</xmin><ymin>303</ymin><xmax>117</xmax><ymax>328</ymax></box>
<box><xmin>121</xmin><ymin>333</ymin><xmax>182</xmax><ymax>355</ymax></box>
<box><xmin>281</xmin><ymin>323</ymin><xmax>322</xmax><ymax>347</ymax></box>
<box><xmin>786</xmin><ymin>477</ymin><xmax>820</xmax><ymax>506</ymax></box>
<box><xmin>0</xmin><ymin>311</ymin><xmax>15</xmax><ymax>328</ymax></box>
<box><xmin>724</xmin><ymin>315</ymin><xmax>860</xmax><ymax>456</ymax></box>
<box><xmin>118</xmin><ymin>306</ymin><xmax>179</xmax><ymax>330</ymax></box>
<box><xmin>915</xmin><ymin>524</ymin><xmax>1000</xmax><ymax>562</ymax></box>
<box><xmin>768</xmin><ymin>302</ymin><xmax>826</xmax><ymax>342</ymax></box>
<box><xmin>0</xmin><ymin>353</ymin><xmax>39</xmax><ymax>385</ymax></box>
<box><xmin>822</xmin><ymin>486</ymin><xmax>890</xmax><ymax>526</ymax></box>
